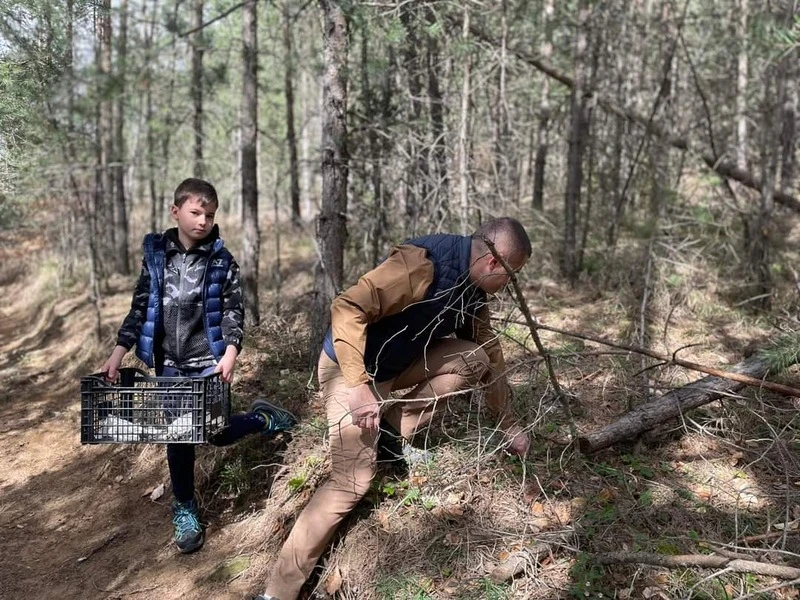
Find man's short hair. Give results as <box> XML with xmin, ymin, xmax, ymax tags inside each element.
<box><xmin>174</xmin><ymin>178</ymin><xmax>219</xmax><ymax>208</ymax></box>
<box><xmin>472</xmin><ymin>217</ymin><xmax>532</xmax><ymax>260</ymax></box>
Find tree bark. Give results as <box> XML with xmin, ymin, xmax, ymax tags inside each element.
<box><xmin>531</xmin><ymin>0</ymin><xmax>553</xmax><ymax>212</ymax></box>
<box><xmin>400</xmin><ymin>6</ymin><xmax>427</xmax><ymax>235</ymax></box>
<box><xmin>735</xmin><ymin>0</ymin><xmax>748</xmax><ymax>170</ymax></box>
<box><xmin>240</xmin><ymin>0</ymin><xmax>260</xmax><ymax>327</ymax></box>
<box><xmin>311</xmin><ymin>0</ymin><xmax>349</xmax><ymax>361</ymax></box>
<box><xmin>457</xmin><ymin>6</ymin><xmax>471</xmax><ymax>234</ymax></box>
<box><xmin>577</xmin><ymin>354</ymin><xmax>786</xmax><ymax>454</ymax></box>
<box><xmin>98</xmin><ymin>0</ymin><xmax>114</xmax><ymax>264</ymax></box>
<box><xmin>191</xmin><ymin>0</ymin><xmax>204</xmax><ymax>177</ymax></box>
<box><xmin>426</xmin><ymin>13</ymin><xmax>448</xmax><ymax>223</ymax></box>
<box><xmin>561</xmin><ymin>1</ymin><xmax>590</xmax><ymax>284</ymax></box>
<box><xmin>594</xmin><ymin>551</ymin><xmax>800</xmax><ymax>580</ymax></box>
<box><xmin>283</xmin><ymin>0</ymin><xmax>301</xmax><ymax>228</ymax></box>
<box><xmin>113</xmin><ymin>0</ymin><xmax>130</xmax><ymax>275</ymax></box>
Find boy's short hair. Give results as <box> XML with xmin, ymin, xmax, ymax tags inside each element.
<box><xmin>174</xmin><ymin>178</ymin><xmax>219</xmax><ymax>208</ymax></box>
<box><xmin>472</xmin><ymin>217</ymin><xmax>532</xmax><ymax>260</ymax></box>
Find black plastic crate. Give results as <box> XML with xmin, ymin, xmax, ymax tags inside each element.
<box><xmin>80</xmin><ymin>368</ymin><xmax>231</xmax><ymax>444</ymax></box>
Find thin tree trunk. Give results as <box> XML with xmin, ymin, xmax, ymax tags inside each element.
<box><xmin>735</xmin><ymin>0</ymin><xmax>748</xmax><ymax>170</ymax></box>
<box><xmin>562</xmin><ymin>1</ymin><xmax>591</xmax><ymax>284</ymax></box>
<box><xmin>311</xmin><ymin>0</ymin><xmax>349</xmax><ymax>362</ymax></box>
<box><xmin>426</xmin><ymin>14</ymin><xmax>448</xmax><ymax>223</ymax></box>
<box><xmin>241</xmin><ymin>0</ymin><xmax>260</xmax><ymax>327</ymax></box>
<box><xmin>145</xmin><ymin>0</ymin><xmax>159</xmax><ymax>233</ymax></box>
<box><xmin>457</xmin><ymin>6</ymin><xmax>471</xmax><ymax>234</ymax></box>
<box><xmin>191</xmin><ymin>0</ymin><xmax>204</xmax><ymax>176</ymax></box>
<box><xmin>779</xmin><ymin>49</ymin><xmax>797</xmax><ymax>195</ymax></box>
<box><xmin>283</xmin><ymin>0</ymin><xmax>301</xmax><ymax>228</ymax></box>
<box><xmin>360</xmin><ymin>24</ymin><xmax>387</xmax><ymax>267</ymax></box>
<box><xmin>400</xmin><ymin>6</ymin><xmax>427</xmax><ymax>235</ymax></box>
<box><xmin>531</xmin><ymin>0</ymin><xmax>553</xmax><ymax>212</ymax></box>
<box><xmin>98</xmin><ymin>0</ymin><xmax>114</xmax><ymax>264</ymax></box>
<box><xmin>113</xmin><ymin>0</ymin><xmax>130</xmax><ymax>275</ymax></box>
<box><xmin>493</xmin><ymin>0</ymin><xmax>514</xmax><ymax>207</ymax></box>
<box><xmin>745</xmin><ymin>67</ymin><xmax>779</xmax><ymax>311</ymax></box>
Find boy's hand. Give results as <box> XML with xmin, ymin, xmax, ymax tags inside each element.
<box><xmin>349</xmin><ymin>383</ymin><xmax>380</xmax><ymax>433</ymax></box>
<box><xmin>214</xmin><ymin>346</ymin><xmax>239</xmax><ymax>383</ymax></box>
<box><xmin>101</xmin><ymin>346</ymin><xmax>128</xmax><ymax>381</ymax></box>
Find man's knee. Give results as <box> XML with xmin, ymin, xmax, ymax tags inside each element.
<box><xmin>456</xmin><ymin>345</ymin><xmax>491</xmax><ymax>384</ymax></box>
<box><xmin>329</xmin><ymin>468</ymin><xmax>375</xmax><ymax>501</ymax></box>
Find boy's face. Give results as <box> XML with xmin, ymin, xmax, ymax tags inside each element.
<box><xmin>170</xmin><ymin>196</ymin><xmax>216</xmax><ymax>247</ymax></box>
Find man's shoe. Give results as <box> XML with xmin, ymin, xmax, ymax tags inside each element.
<box><xmin>377</xmin><ymin>423</ymin><xmax>404</xmax><ymax>464</ymax></box>
<box><xmin>250</xmin><ymin>399</ymin><xmax>297</xmax><ymax>434</ymax></box>
<box><xmin>172</xmin><ymin>498</ymin><xmax>204</xmax><ymax>553</ymax></box>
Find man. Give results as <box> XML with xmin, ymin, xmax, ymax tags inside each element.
<box><xmin>257</xmin><ymin>217</ymin><xmax>532</xmax><ymax>600</ymax></box>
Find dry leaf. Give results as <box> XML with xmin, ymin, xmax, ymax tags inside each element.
<box><xmin>149</xmin><ymin>483</ymin><xmax>165</xmax><ymax>501</ymax></box>
<box><xmin>598</xmin><ymin>488</ymin><xmax>617</xmax><ymax>502</ymax></box>
<box><xmin>445</xmin><ymin>531</ymin><xmax>460</xmax><ymax>545</ymax></box>
<box><xmin>324</xmin><ymin>567</ymin><xmax>343</xmax><ymax>594</ymax></box>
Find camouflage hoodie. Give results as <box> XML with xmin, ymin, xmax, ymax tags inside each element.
<box><xmin>116</xmin><ymin>226</ymin><xmax>244</xmax><ymax>370</ymax></box>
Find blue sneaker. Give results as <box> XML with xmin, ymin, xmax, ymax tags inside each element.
<box><xmin>250</xmin><ymin>399</ymin><xmax>297</xmax><ymax>434</ymax></box>
<box><xmin>171</xmin><ymin>498</ymin><xmax>204</xmax><ymax>553</ymax></box>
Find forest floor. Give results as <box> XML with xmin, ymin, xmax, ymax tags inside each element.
<box><xmin>1</xmin><ymin>210</ymin><xmax>800</xmax><ymax>600</ymax></box>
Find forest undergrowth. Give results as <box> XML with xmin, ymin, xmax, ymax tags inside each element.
<box><xmin>2</xmin><ymin>193</ymin><xmax>800</xmax><ymax>600</ymax></box>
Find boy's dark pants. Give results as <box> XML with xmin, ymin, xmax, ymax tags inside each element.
<box><xmin>159</xmin><ymin>365</ymin><xmax>266</xmax><ymax>503</ymax></box>
<box><xmin>159</xmin><ymin>365</ymin><xmax>214</xmax><ymax>503</ymax></box>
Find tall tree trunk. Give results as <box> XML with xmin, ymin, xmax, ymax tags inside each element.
<box><xmin>191</xmin><ymin>0</ymin><xmax>204</xmax><ymax>177</ymax></box>
<box><xmin>360</xmin><ymin>23</ymin><xmax>388</xmax><ymax>266</ymax></box>
<box><xmin>311</xmin><ymin>0</ymin><xmax>349</xmax><ymax>361</ymax></box>
<box><xmin>283</xmin><ymin>0</ymin><xmax>301</xmax><ymax>228</ymax></box>
<box><xmin>98</xmin><ymin>0</ymin><xmax>114</xmax><ymax>265</ymax></box>
<box><xmin>493</xmin><ymin>0</ymin><xmax>514</xmax><ymax>207</ymax></box>
<box><xmin>145</xmin><ymin>0</ymin><xmax>159</xmax><ymax>233</ymax></box>
<box><xmin>457</xmin><ymin>6</ymin><xmax>472</xmax><ymax>234</ymax></box>
<box><xmin>113</xmin><ymin>0</ymin><xmax>130</xmax><ymax>275</ymax></box>
<box><xmin>745</xmin><ymin>69</ymin><xmax>779</xmax><ymax>310</ymax></box>
<box><xmin>400</xmin><ymin>7</ymin><xmax>427</xmax><ymax>235</ymax></box>
<box><xmin>241</xmin><ymin>0</ymin><xmax>260</xmax><ymax>327</ymax></box>
<box><xmin>531</xmin><ymin>0</ymin><xmax>553</xmax><ymax>212</ymax></box>
<box><xmin>426</xmin><ymin>15</ymin><xmax>448</xmax><ymax>223</ymax></box>
<box><xmin>779</xmin><ymin>49</ymin><xmax>797</xmax><ymax>195</ymax></box>
<box><xmin>561</xmin><ymin>1</ymin><xmax>591</xmax><ymax>284</ymax></box>
<box><xmin>735</xmin><ymin>0</ymin><xmax>748</xmax><ymax>170</ymax></box>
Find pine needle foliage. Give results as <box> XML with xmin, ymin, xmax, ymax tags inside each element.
<box><xmin>757</xmin><ymin>333</ymin><xmax>800</xmax><ymax>372</ymax></box>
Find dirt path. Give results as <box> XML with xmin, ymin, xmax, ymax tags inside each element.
<box><xmin>0</xmin><ymin>268</ymin><xmax>267</xmax><ymax>600</ymax></box>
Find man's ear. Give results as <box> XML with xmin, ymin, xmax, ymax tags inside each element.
<box><xmin>169</xmin><ymin>205</ymin><xmax>178</xmax><ymax>220</ymax></box>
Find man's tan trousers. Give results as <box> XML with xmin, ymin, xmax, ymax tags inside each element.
<box><xmin>264</xmin><ymin>338</ymin><xmax>491</xmax><ymax>600</ymax></box>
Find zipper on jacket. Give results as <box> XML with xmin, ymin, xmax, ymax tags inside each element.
<box><xmin>176</xmin><ymin>253</ymin><xmax>187</xmax><ymax>362</ymax></box>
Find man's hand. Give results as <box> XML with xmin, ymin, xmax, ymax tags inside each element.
<box><xmin>502</xmin><ymin>423</ymin><xmax>530</xmax><ymax>457</ymax></box>
<box><xmin>214</xmin><ymin>346</ymin><xmax>239</xmax><ymax>383</ymax></box>
<box><xmin>348</xmin><ymin>383</ymin><xmax>380</xmax><ymax>433</ymax></box>
<box><xmin>100</xmin><ymin>345</ymin><xmax>127</xmax><ymax>381</ymax></box>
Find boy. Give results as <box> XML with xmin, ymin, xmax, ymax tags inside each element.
<box><xmin>101</xmin><ymin>177</ymin><xmax>295</xmax><ymax>554</ymax></box>
<box><xmin>256</xmin><ymin>217</ymin><xmax>531</xmax><ymax>600</ymax></box>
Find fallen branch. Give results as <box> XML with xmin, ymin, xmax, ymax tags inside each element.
<box><xmin>482</xmin><ymin>237</ymin><xmax>577</xmax><ymax>439</ymax></box>
<box><xmin>576</xmin><ymin>354</ymin><xmax>791</xmax><ymax>453</ymax></box>
<box><xmin>509</xmin><ymin>319</ymin><xmax>800</xmax><ymax>398</ymax></box>
<box><xmin>594</xmin><ymin>551</ymin><xmax>800</xmax><ymax>579</ymax></box>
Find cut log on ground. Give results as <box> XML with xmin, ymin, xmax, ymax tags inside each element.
<box><xmin>577</xmin><ymin>355</ymin><xmax>792</xmax><ymax>454</ymax></box>
<box><xmin>594</xmin><ymin>551</ymin><xmax>800</xmax><ymax>579</ymax></box>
